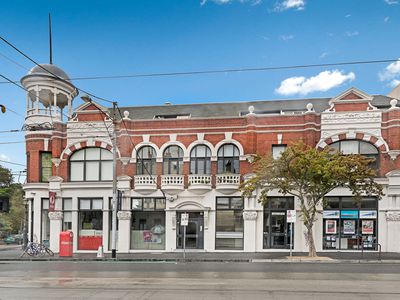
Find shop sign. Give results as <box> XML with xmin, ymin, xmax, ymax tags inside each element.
<box><xmin>323</xmin><ymin>210</ymin><xmax>340</xmax><ymax>219</ymax></box>
<box><xmin>361</xmin><ymin>220</ymin><xmax>374</xmax><ymax>234</ymax></box>
<box><xmin>359</xmin><ymin>210</ymin><xmax>377</xmax><ymax>219</ymax></box>
<box><xmin>287</xmin><ymin>210</ymin><xmax>296</xmax><ymax>223</ymax></box>
<box><xmin>341</xmin><ymin>210</ymin><xmax>358</xmax><ymax>219</ymax></box>
<box><xmin>343</xmin><ymin>220</ymin><xmax>356</xmax><ymax>234</ymax></box>
<box><xmin>325</xmin><ymin>220</ymin><xmax>337</xmax><ymax>234</ymax></box>
<box><xmin>181</xmin><ymin>213</ymin><xmax>189</xmax><ymax>226</ymax></box>
<box><xmin>49</xmin><ymin>191</ymin><xmax>56</xmax><ymax>212</ymax></box>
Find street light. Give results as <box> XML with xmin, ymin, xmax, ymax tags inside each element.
<box><xmin>81</xmin><ymin>95</ymin><xmax>118</xmax><ymax>259</ymax></box>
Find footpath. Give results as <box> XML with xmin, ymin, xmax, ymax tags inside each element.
<box><xmin>1</xmin><ymin>244</ymin><xmax>399</xmax><ymax>263</ymax></box>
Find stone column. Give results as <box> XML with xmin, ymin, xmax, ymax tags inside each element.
<box><xmin>117</xmin><ymin>211</ymin><xmax>132</xmax><ymax>253</ymax></box>
<box><xmin>386</xmin><ymin>211</ymin><xmax>400</xmax><ymax>252</ymax></box>
<box><xmin>48</xmin><ymin>211</ymin><xmax>63</xmax><ymax>253</ymax></box>
<box><xmin>243</xmin><ymin>211</ymin><xmax>258</xmax><ymax>252</ymax></box>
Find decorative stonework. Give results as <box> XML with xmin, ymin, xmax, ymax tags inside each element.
<box><xmin>48</xmin><ymin>211</ymin><xmax>63</xmax><ymax>220</ymax></box>
<box><xmin>386</xmin><ymin>211</ymin><xmax>400</xmax><ymax>222</ymax></box>
<box><xmin>388</xmin><ymin>150</ymin><xmax>400</xmax><ymax>160</ymax></box>
<box><xmin>117</xmin><ymin>211</ymin><xmax>132</xmax><ymax>220</ymax></box>
<box><xmin>243</xmin><ymin>211</ymin><xmax>258</xmax><ymax>221</ymax></box>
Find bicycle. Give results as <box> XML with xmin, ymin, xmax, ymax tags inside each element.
<box><xmin>20</xmin><ymin>241</ymin><xmax>54</xmax><ymax>258</ymax></box>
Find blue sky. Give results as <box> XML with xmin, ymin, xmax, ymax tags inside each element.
<box><xmin>0</xmin><ymin>0</ymin><xmax>400</xmax><ymax>180</ymax></box>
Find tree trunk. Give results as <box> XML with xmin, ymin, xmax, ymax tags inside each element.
<box><xmin>306</xmin><ymin>224</ymin><xmax>317</xmax><ymax>257</ymax></box>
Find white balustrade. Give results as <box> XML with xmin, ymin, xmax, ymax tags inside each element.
<box><xmin>188</xmin><ymin>175</ymin><xmax>211</xmax><ymax>185</ymax></box>
<box><xmin>161</xmin><ymin>175</ymin><xmax>184</xmax><ymax>186</ymax></box>
<box><xmin>134</xmin><ymin>175</ymin><xmax>157</xmax><ymax>186</ymax></box>
<box><xmin>216</xmin><ymin>174</ymin><xmax>241</xmax><ymax>184</ymax></box>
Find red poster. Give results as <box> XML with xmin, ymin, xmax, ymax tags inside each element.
<box><xmin>49</xmin><ymin>191</ymin><xmax>56</xmax><ymax>212</ymax></box>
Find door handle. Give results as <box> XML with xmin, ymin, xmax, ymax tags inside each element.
<box><xmin>200</xmin><ymin>225</ymin><xmax>203</xmax><ymax>232</ymax></box>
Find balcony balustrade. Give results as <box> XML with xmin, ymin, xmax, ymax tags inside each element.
<box><xmin>215</xmin><ymin>174</ymin><xmax>241</xmax><ymax>194</ymax></box>
<box><xmin>161</xmin><ymin>175</ymin><xmax>184</xmax><ymax>195</ymax></box>
<box><xmin>188</xmin><ymin>174</ymin><xmax>212</xmax><ymax>194</ymax></box>
<box><xmin>134</xmin><ymin>175</ymin><xmax>157</xmax><ymax>194</ymax></box>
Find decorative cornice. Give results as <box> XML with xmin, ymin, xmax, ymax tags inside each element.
<box><xmin>386</xmin><ymin>211</ymin><xmax>400</xmax><ymax>222</ymax></box>
<box><xmin>117</xmin><ymin>211</ymin><xmax>132</xmax><ymax>220</ymax></box>
<box><xmin>48</xmin><ymin>211</ymin><xmax>63</xmax><ymax>220</ymax></box>
<box><xmin>243</xmin><ymin>211</ymin><xmax>258</xmax><ymax>221</ymax></box>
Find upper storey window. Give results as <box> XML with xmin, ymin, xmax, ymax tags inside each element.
<box><xmin>329</xmin><ymin>140</ymin><xmax>379</xmax><ymax>169</ymax></box>
<box><xmin>217</xmin><ymin>144</ymin><xmax>240</xmax><ymax>174</ymax></box>
<box><xmin>163</xmin><ymin>146</ymin><xmax>184</xmax><ymax>175</ymax></box>
<box><xmin>41</xmin><ymin>152</ymin><xmax>52</xmax><ymax>182</ymax></box>
<box><xmin>137</xmin><ymin>146</ymin><xmax>156</xmax><ymax>175</ymax></box>
<box><xmin>70</xmin><ymin>148</ymin><xmax>113</xmax><ymax>181</ymax></box>
<box><xmin>190</xmin><ymin>145</ymin><xmax>211</xmax><ymax>175</ymax></box>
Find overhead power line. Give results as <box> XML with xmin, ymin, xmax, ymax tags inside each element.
<box><xmin>0</xmin><ymin>58</ymin><xmax>399</xmax><ymax>85</ymax></box>
<box><xmin>0</xmin><ymin>159</ymin><xmax>26</xmax><ymax>166</ymax></box>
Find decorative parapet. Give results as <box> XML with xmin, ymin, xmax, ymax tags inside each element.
<box><xmin>117</xmin><ymin>211</ymin><xmax>132</xmax><ymax>220</ymax></box>
<box><xmin>48</xmin><ymin>211</ymin><xmax>63</xmax><ymax>221</ymax></box>
<box><xmin>243</xmin><ymin>211</ymin><xmax>258</xmax><ymax>221</ymax></box>
<box><xmin>386</xmin><ymin>211</ymin><xmax>400</xmax><ymax>222</ymax></box>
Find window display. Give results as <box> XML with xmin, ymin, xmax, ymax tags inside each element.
<box><xmin>323</xmin><ymin>197</ymin><xmax>378</xmax><ymax>250</ymax></box>
<box><xmin>131</xmin><ymin>198</ymin><xmax>166</xmax><ymax>250</ymax></box>
<box><xmin>78</xmin><ymin>198</ymin><xmax>103</xmax><ymax>250</ymax></box>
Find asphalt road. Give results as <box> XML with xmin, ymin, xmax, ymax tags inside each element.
<box><xmin>0</xmin><ymin>261</ymin><xmax>400</xmax><ymax>299</ymax></box>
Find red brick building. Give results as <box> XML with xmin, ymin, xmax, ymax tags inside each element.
<box><xmin>23</xmin><ymin>64</ymin><xmax>400</xmax><ymax>253</ymax></box>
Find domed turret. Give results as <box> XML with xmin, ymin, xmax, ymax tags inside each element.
<box><xmin>21</xmin><ymin>63</ymin><xmax>78</xmax><ymax>125</ymax></box>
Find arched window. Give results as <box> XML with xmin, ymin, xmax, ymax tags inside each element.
<box><xmin>70</xmin><ymin>148</ymin><xmax>113</xmax><ymax>181</ymax></box>
<box><xmin>163</xmin><ymin>145</ymin><xmax>184</xmax><ymax>175</ymax></box>
<box><xmin>190</xmin><ymin>145</ymin><xmax>211</xmax><ymax>174</ymax></box>
<box><xmin>217</xmin><ymin>144</ymin><xmax>240</xmax><ymax>174</ymax></box>
<box><xmin>136</xmin><ymin>146</ymin><xmax>156</xmax><ymax>175</ymax></box>
<box><xmin>329</xmin><ymin>140</ymin><xmax>379</xmax><ymax>169</ymax></box>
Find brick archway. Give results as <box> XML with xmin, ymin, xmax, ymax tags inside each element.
<box><xmin>317</xmin><ymin>132</ymin><xmax>389</xmax><ymax>153</ymax></box>
<box><xmin>60</xmin><ymin>140</ymin><xmax>114</xmax><ymax>160</ymax></box>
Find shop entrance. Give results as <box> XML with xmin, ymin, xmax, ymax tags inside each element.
<box><xmin>176</xmin><ymin>212</ymin><xmax>204</xmax><ymax>249</ymax></box>
<box><xmin>263</xmin><ymin>197</ymin><xmax>294</xmax><ymax>249</ymax></box>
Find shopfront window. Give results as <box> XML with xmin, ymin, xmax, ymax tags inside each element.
<box><xmin>131</xmin><ymin>198</ymin><xmax>166</xmax><ymax>250</ymax></box>
<box><xmin>263</xmin><ymin>197</ymin><xmax>294</xmax><ymax>249</ymax></box>
<box><xmin>137</xmin><ymin>146</ymin><xmax>156</xmax><ymax>175</ymax></box>
<box><xmin>70</xmin><ymin>148</ymin><xmax>113</xmax><ymax>181</ymax></box>
<box><xmin>190</xmin><ymin>145</ymin><xmax>211</xmax><ymax>175</ymax></box>
<box><xmin>163</xmin><ymin>146</ymin><xmax>184</xmax><ymax>175</ymax></box>
<box><xmin>323</xmin><ymin>197</ymin><xmax>378</xmax><ymax>250</ymax></box>
<box><xmin>78</xmin><ymin>198</ymin><xmax>103</xmax><ymax>250</ymax></box>
<box><xmin>62</xmin><ymin>198</ymin><xmax>72</xmax><ymax>231</ymax></box>
<box><xmin>215</xmin><ymin>197</ymin><xmax>244</xmax><ymax>250</ymax></box>
<box><xmin>41</xmin><ymin>198</ymin><xmax>50</xmax><ymax>247</ymax></box>
<box><xmin>217</xmin><ymin>144</ymin><xmax>240</xmax><ymax>174</ymax></box>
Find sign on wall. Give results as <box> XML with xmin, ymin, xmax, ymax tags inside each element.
<box><xmin>181</xmin><ymin>213</ymin><xmax>189</xmax><ymax>226</ymax></box>
<box><xmin>359</xmin><ymin>211</ymin><xmax>377</xmax><ymax>219</ymax></box>
<box><xmin>287</xmin><ymin>210</ymin><xmax>296</xmax><ymax>223</ymax></box>
<box><xmin>323</xmin><ymin>210</ymin><xmax>340</xmax><ymax>219</ymax></box>
<box><xmin>49</xmin><ymin>191</ymin><xmax>56</xmax><ymax>212</ymax></box>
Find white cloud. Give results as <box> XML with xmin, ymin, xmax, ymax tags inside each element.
<box><xmin>345</xmin><ymin>14</ymin><xmax>351</xmax><ymax>18</ymax></box>
<box><xmin>279</xmin><ymin>34</ymin><xmax>294</xmax><ymax>41</ymax></box>
<box><xmin>275</xmin><ymin>70</ymin><xmax>356</xmax><ymax>96</ymax></box>
<box><xmin>384</xmin><ymin>0</ymin><xmax>398</xmax><ymax>5</ymax></box>
<box><xmin>384</xmin><ymin>16</ymin><xmax>390</xmax><ymax>22</ymax></box>
<box><xmin>201</xmin><ymin>0</ymin><xmax>262</xmax><ymax>5</ymax></box>
<box><xmin>344</xmin><ymin>31</ymin><xmax>359</xmax><ymax>37</ymax></box>
<box><xmin>274</xmin><ymin>0</ymin><xmax>305</xmax><ymax>11</ymax></box>
<box><xmin>319</xmin><ymin>52</ymin><xmax>328</xmax><ymax>59</ymax></box>
<box><xmin>390</xmin><ymin>79</ymin><xmax>400</xmax><ymax>88</ymax></box>
<box><xmin>379</xmin><ymin>59</ymin><xmax>400</xmax><ymax>81</ymax></box>
<box><xmin>0</xmin><ymin>154</ymin><xmax>10</xmax><ymax>162</ymax></box>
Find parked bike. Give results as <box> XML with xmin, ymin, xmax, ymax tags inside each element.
<box><xmin>20</xmin><ymin>242</ymin><xmax>54</xmax><ymax>257</ymax></box>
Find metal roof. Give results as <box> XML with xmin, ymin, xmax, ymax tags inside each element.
<box><xmin>117</xmin><ymin>95</ymin><xmax>394</xmax><ymax>120</ymax></box>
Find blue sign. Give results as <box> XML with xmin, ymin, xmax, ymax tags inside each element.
<box><xmin>341</xmin><ymin>210</ymin><xmax>358</xmax><ymax>219</ymax></box>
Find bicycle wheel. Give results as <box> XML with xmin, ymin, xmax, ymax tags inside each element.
<box><xmin>45</xmin><ymin>247</ymin><xmax>54</xmax><ymax>256</ymax></box>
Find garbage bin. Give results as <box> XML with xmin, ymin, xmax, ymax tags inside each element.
<box><xmin>59</xmin><ymin>231</ymin><xmax>73</xmax><ymax>257</ymax></box>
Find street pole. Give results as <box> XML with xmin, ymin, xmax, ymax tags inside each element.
<box><xmin>183</xmin><ymin>225</ymin><xmax>186</xmax><ymax>261</ymax></box>
<box><xmin>111</xmin><ymin>101</ymin><xmax>117</xmax><ymax>259</ymax></box>
<box><xmin>290</xmin><ymin>223</ymin><xmax>294</xmax><ymax>257</ymax></box>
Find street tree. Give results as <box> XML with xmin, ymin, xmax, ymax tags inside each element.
<box><xmin>0</xmin><ymin>164</ymin><xmax>24</xmax><ymax>235</ymax></box>
<box><xmin>240</xmin><ymin>142</ymin><xmax>383</xmax><ymax>257</ymax></box>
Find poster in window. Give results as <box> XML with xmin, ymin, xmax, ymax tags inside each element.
<box><xmin>325</xmin><ymin>220</ymin><xmax>337</xmax><ymax>234</ymax></box>
<box><xmin>343</xmin><ymin>220</ymin><xmax>355</xmax><ymax>234</ymax></box>
<box><xmin>143</xmin><ymin>231</ymin><xmax>152</xmax><ymax>242</ymax></box>
<box><xmin>362</xmin><ymin>220</ymin><xmax>374</xmax><ymax>234</ymax></box>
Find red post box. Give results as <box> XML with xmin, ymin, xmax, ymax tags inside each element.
<box><xmin>59</xmin><ymin>231</ymin><xmax>73</xmax><ymax>257</ymax></box>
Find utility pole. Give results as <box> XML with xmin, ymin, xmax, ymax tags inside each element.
<box><xmin>111</xmin><ymin>101</ymin><xmax>118</xmax><ymax>259</ymax></box>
